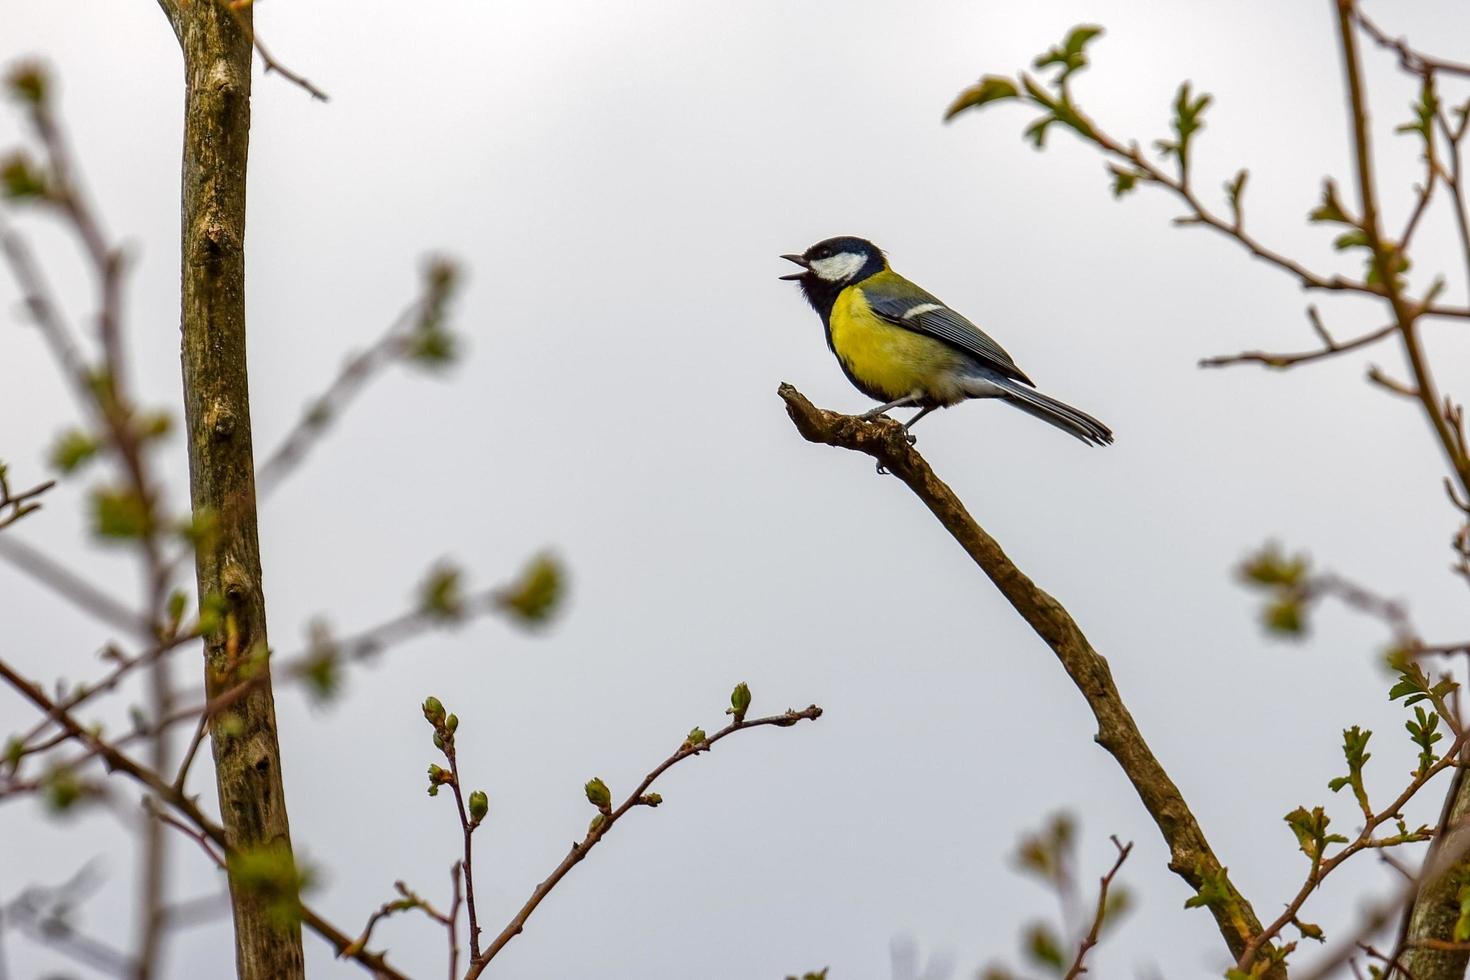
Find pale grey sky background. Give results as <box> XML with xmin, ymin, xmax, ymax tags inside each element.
<box><xmin>5</xmin><ymin>1</ymin><xmax>1470</xmax><ymax>977</ymax></box>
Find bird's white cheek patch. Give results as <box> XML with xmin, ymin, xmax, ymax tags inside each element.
<box><xmin>809</xmin><ymin>252</ymin><xmax>867</xmax><ymax>281</ymax></box>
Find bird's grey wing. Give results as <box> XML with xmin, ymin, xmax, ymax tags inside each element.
<box><xmin>865</xmin><ymin>289</ymin><xmax>1034</xmax><ymax>387</ymax></box>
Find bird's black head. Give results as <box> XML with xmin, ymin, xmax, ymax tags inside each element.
<box><xmin>779</xmin><ymin>236</ymin><xmax>887</xmax><ymax>319</ymax></box>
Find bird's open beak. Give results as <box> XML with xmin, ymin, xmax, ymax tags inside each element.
<box><xmin>778</xmin><ymin>254</ymin><xmax>809</xmax><ymax>280</ymax></box>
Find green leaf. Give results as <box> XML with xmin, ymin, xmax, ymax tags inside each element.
<box><xmin>1184</xmin><ymin>865</ymin><xmax>1233</xmax><ymax>910</ymax></box>
<box><xmin>1263</xmin><ymin>595</ymin><xmax>1305</xmax><ymax>636</ymax></box>
<box><xmin>1308</xmin><ymin>179</ymin><xmax>1352</xmax><ymax>225</ymax></box>
<box><xmin>1033</xmin><ymin>24</ymin><xmax>1105</xmax><ymax>86</ymax></box>
<box><xmin>1326</xmin><ymin>726</ymin><xmax>1372</xmax><ymax>815</ymax></box>
<box><xmin>299</xmin><ymin>622</ymin><xmax>341</xmax><ymax>704</ymax></box>
<box><xmin>90</xmin><ymin>486</ymin><xmax>151</xmax><ymax>539</ymax></box>
<box><xmin>178</xmin><ymin>506</ymin><xmax>218</xmax><ymax>551</ymax></box>
<box><xmin>944</xmin><ymin>75</ymin><xmax>1020</xmax><ymax>120</ymax></box>
<box><xmin>1407</xmin><ymin>705</ymin><xmax>1444</xmax><ymax>777</ymax></box>
<box><xmin>1332</xmin><ymin>229</ymin><xmax>1370</xmax><ymax>251</ymax></box>
<box><xmin>1239</xmin><ymin>542</ymin><xmax>1309</xmax><ymax>588</ymax></box>
<box><xmin>1154</xmin><ymin>81</ymin><xmax>1212</xmax><ymax>173</ymax></box>
<box><xmin>48</xmin><ymin>429</ymin><xmax>98</xmax><ymax>475</ymax></box>
<box><xmin>1108</xmin><ymin>163</ymin><xmax>1143</xmax><ymax>198</ymax></box>
<box><xmin>1226</xmin><ymin>169</ymin><xmax>1249</xmax><ymax>220</ymax></box>
<box><xmin>1396</xmin><ymin>76</ymin><xmax>1439</xmax><ymax>149</ymax></box>
<box><xmin>197</xmin><ymin>591</ymin><xmax>228</xmax><ymax>637</ymax></box>
<box><xmin>1284</xmin><ymin>805</ymin><xmax>1347</xmax><ymax>863</ymax></box>
<box><xmin>1456</xmin><ymin>878</ymin><xmax>1470</xmax><ymax>942</ymax></box>
<box><xmin>227</xmin><ymin>844</ymin><xmax>314</xmax><ymax>929</ymax></box>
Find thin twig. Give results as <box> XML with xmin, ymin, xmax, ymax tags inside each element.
<box><xmin>1355</xmin><ymin>8</ymin><xmax>1470</xmax><ymax>79</ymax></box>
<box><xmin>465</xmin><ymin>704</ymin><xmax>824</xmax><ymax>975</ymax></box>
<box><xmin>1200</xmin><ymin>311</ymin><xmax>1396</xmax><ymax>370</ymax></box>
<box><xmin>219</xmin><ymin>0</ymin><xmax>329</xmax><ymax>101</ymax></box>
<box><xmin>255</xmin><ymin>300</ymin><xmax>419</xmax><ymax>495</ymax></box>
<box><xmin>443</xmin><ymin>736</ymin><xmax>481</xmax><ymax>960</ymax></box>
<box><xmin>0</xmin><ymin>468</ymin><xmax>53</xmax><ymax>532</ymax></box>
<box><xmin>1063</xmin><ymin>837</ymin><xmax>1133</xmax><ymax>980</ymax></box>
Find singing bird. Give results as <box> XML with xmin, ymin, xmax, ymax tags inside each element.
<box><xmin>781</xmin><ymin>236</ymin><xmax>1112</xmax><ymax>446</ymax></box>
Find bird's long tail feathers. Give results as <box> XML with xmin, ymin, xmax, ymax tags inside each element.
<box><xmin>977</xmin><ymin>376</ymin><xmax>1114</xmax><ymax>446</ymax></box>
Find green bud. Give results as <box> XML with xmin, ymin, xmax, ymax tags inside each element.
<box><xmin>588</xmin><ymin>812</ymin><xmax>606</xmax><ymax>834</ymax></box>
<box><xmin>43</xmin><ymin>768</ymin><xmax>83</xmax><ymax>813</ymax></box>
<box><xmin>419</xmin><ymin>564</ymin><xmax>464</xmax><ymax>620</ymax></box>
<box><xmin>642</xmin><ymin>792</ymin><xmax>662</xmax><ymax>807</ymax></box>
<box><xmin>6</xmin><ymin>63</ymin><xmax>47</xmax><ymax>105</ymax></box>
<box><xmin>728</xmin><ymin>682</ymin><xmax>752</xmax><ymax>723</ymax></box>
<box><xmin>446</xmin><ymin>714</ymin><xmax>458</xmax><ymax>732</ymax></box>
<box><xmin>432</xmin><ymin>733</ymin><xmax>444</xmax><ymax>750</ymax></box>
<box><xmin>422</xmin><ymin>696</ymin><xmax>446</xmax><ymax>726</ymax></box>
<box><xmin>501</xmin><ymin>554</ymin><xmax>563</xmax><ymax>624</ymax></box>
<box><xmin>584</xmin><ymin>777</ymin><xmax>612</xmax><ymax>812</ymax></box>
<box><xmin>0</xmin><ymin>152</ymin><xmax>48</xmax><ymax>202</ymax></box>
<box><xmin>685</xmin><ymin>727</ymin><xmax>706</xmax><ymax>748</ymax></box>
<box><xmin>468</xmin><ymin>789</ymin><xmax>488</xmax><ymax>823</ymax></box>
<box><xmin>4</xmin><ymin>736</ymin><xmax>23</xmax><ymax>769</ymax></box>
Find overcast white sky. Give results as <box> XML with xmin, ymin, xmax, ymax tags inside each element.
<box><xmin>5</xmin><ymin>1</ymin><xmax>1470</xmax><ymax>977</ymax></box>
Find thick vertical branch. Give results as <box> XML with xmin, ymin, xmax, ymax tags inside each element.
<box><xmin>173</xmin><ymin>3</ymin><xmax>304</xmax><ymax>977</ymax></box>
<box><xmin>777</xmin><ymin>386</ymin><xmax>1276</xmax><ymax>972</ymax></box>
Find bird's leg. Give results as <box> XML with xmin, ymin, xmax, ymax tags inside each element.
<box><xmin>901</xmin><ymin>406</ymin><xmax>936</xmax><ymax>444</ymax></box>
<box><xmin>860</xmin><ymin>394</ymin><xmax>919</xmax><ymax>420</ymax></box>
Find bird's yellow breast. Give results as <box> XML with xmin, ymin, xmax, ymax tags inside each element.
<box><xmin>829</xmin><ymin>286</ymin><xmax>967</xmax><ymax>402</ymax></box>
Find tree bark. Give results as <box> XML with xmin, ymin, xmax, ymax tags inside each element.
<box><xmin>172</xmin><ymin>2</ymin><xmax>305</xmax><ymax>977</ymax></box>
<box><xmin>1400</xmin><ymin>762</ymin><xmax>1470</xmax><ymax>980</ymax></box>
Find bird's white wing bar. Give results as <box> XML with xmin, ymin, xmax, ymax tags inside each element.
<box><xmin>864</xmin><ymin>290</ymin><xmax>1034</xmax><ymax>387</ymax></box>
<box><xmin>901</xmin><ymin>303</ymin><xmax>944</xmax><ymax>319</ymax></box>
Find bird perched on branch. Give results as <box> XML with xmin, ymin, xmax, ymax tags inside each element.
<box><xmin>780</xmin><ymin>236</ymin><xmax>1112</xmax><ymax>446</ymax></box>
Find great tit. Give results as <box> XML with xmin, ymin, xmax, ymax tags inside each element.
<box><xmin>781</xmin><ymin>236</ymin><xmax>1112</xmax><ymax>446</ymax></box>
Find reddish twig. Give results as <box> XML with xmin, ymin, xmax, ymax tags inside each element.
<box><xmin>465</xmin><ymin>705</ymin><xmax>823</xmax><ymax>975</ymax></box>
<box><xmin>1064</xmin><ymin>836</ymin><xmax>1133</xmax><ymax>980</ymax></box>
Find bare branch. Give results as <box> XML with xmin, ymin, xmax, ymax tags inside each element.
<box><xmin>0</xmin><ymin>522</ymin><xmax>148</xmax><ymax>639</ymax></box>
<box><xmin>0</xmin><ymin>466</ymin><xmax>53</xmax><ymax>532</ymax></box>
<box><xmin>1199</xmin><ymin>308</ymin><xmax>1396</xmax><ymax>370</ymax></box>
<box><xmin>776</xmin><ymin>383</ymin><xmax>1272</xmax><ymax>967</ymax></box>
<box><xmin>218</xmin><ymin>0</ymin><xmax>329</xmax><ymax>101</ymax></box>
<box><xmin>466</xmin><ymin>704</ymin><xmax>824</xmax><ymax>974</ymax></box>
<box><xmin>1355</xmin><ymin>8</ymin><xmax>1470</xmax><ymax>79</ymax></box>
<box><xmin>256</xmin><ymin>261</ymin><xmax>459</xmax><ymax>496</ymax></box>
